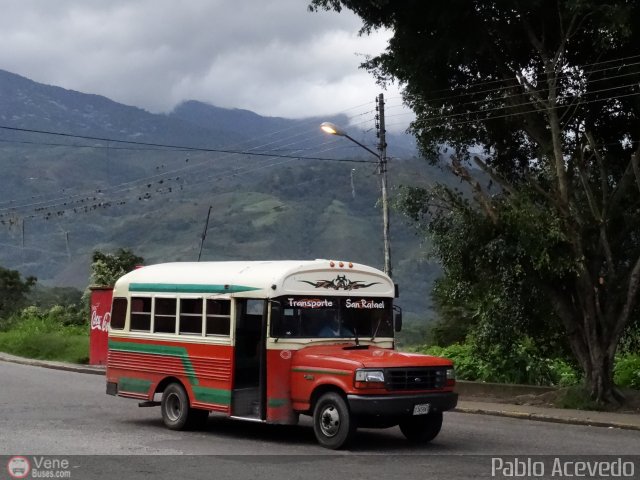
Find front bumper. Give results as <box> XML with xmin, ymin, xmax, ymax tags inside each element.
<box><xmin>347</xmin><ymin>391</ymin><xmax>458</xmax><ymax>416</ymax></box>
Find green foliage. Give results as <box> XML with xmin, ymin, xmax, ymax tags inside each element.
<box><xmin>0</xmin><ymin>265</ymin><xmax>36</xmax><ymax>327</ymax></box>
<box><xmin>427</xmin><ymin>314</ymin><xmax>474</xmax><ymax>347</ymax></box>
<box><xmin>400</xmin><ymin>185</ymin><xmax>573</xmax><ymax>358</ymax></box>
<box><xmin>421</xmin><ymin>339</ymin><xmax>580</xmax><ymax>387</ymax></box>
<box><xmin>614</xmin><ymin>355</ymin><xmax>640</xmax><ymax>389</ymax></box>
<box><xmin>27</xmin><ymin>285</ymin><xmax>83</xmax><ymax>309</ymax></box>
<box><xmin>90</xmin><ymin>248</ymin><xmax>144</xmax><ymax>287</ymax></box>
<box><xmin>311</xmin><ymin>0</ymin><xmax>640</xmax><ymax>403</ymax></box>
<box><xmin>422</xmin><ymin>343</ymin><xmax>485</xmax><ymax>382</ymax></box>
<box><xmin>619</xmin><ymin>318</ymin><xmax>640</xmax><ymax>355</ymax></box>
<box><xmin>553</xmin><ymin>386</ymin><xmax>606</xmax><ymax>411</ymax></box>
<box><xmin>0</xmin><ymin>305</ymin><xmax>88</xmax><ymax>363</ymax></box>
<box><xmin>395</xmin><ymin>316</ymin><xmax>431</xmax><ymax>349</ymax></box>
<box><xmin>422</xmin><ymin>338</ymin><xmax>639</xmax><ymax>391</ymax></box>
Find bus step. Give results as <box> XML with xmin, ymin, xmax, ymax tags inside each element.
<box><xmin>138</xmin><ymin>401</ymin><xmax>161</xmax><ymax>408</ymax></box>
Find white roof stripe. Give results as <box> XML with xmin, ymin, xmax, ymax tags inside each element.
<box><xmin>113</xmin><ymin>260</ymin><xmax>395</xmax><ymax>298</ymax></box>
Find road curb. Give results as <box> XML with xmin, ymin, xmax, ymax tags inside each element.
<box><xmin>454</xmin><ymin>405</ymin><xmax>640</xmax><ymax>432</ymax></box>
<box><xmin>0</xmin><ymin>353</ymin><xmax>105</xmax><ymax>376</ymax></box>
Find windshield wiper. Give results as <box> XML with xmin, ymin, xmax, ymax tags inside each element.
<box><xmin>370</xmin><ymin>317</ymin><xmax>383</xmax><ymax>341</ymax></box>
<box><xmin>344</xmin><ymin>329</ymin><xmax>369</xmax><ymax>349</ymax></box>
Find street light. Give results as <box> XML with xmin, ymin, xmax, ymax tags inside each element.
<box><xmin>320</xmin><ymin>120</ymin><xmax>392</xmax><ymax>278</ymax></box>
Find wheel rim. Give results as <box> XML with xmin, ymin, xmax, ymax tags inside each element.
<box><xmin>319</xmin><ymin>404</ymin><xmax>340</xmax><ymax>438</ymax></box>
<box><xmin>165</xmin><ymin>392</ymin><xmax>182</xmax><ymax>422</ymax></box>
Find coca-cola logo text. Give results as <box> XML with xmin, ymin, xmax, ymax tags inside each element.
<box><xmin>91</xmin><ymin>304</ymin><xmax>111</xmax><ymax>332</ymax></box>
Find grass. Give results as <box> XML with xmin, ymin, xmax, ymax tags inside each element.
<box><xmin>0</xmin><ymin>308</ymin><xmax>89</xmax><ymax>364</ymax></box>
<box><xmin>552</xmin><ymin>385</ymin><xmax>607</xmax><ymax>411</ymax></box>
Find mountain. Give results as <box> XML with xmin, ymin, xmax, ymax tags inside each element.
<box><xmin>0</xmin><ymin>69</ymin><xmax>446</xmax><ymax>318</ymax></box>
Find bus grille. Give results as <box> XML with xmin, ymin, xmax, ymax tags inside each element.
<box><xmin>384</xmin><ymin>367</ymin><xmax>446</xmax><ymax>390</ymax></box>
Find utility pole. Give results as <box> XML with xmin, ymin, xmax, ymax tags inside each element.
<box><xmin>198</xmin><ymin>205</ymin><xmax>212</xmax><ymax>262</ymax></box>
<box><xmin>350</xmin><ymin>168</ymin><xmax>356</xmax><ymax>199</ymax></box>
<box><xmin>320</xmin><ymin>94</ymin><xmax>392</xmax><ymax>278</ymax></box>
<box><xmin>376</xmin><ymin>93</ymin><xmax>392</xmax><ymax>278</ymax></box>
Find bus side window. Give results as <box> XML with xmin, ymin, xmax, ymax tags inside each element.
<box><xmin>131</xmin><ymin>297</ymin><xmax>151</xmax><ymax>331</ymax></box>
<box><xmin>180</xmin><ymin>298</ymin><xmax>203</xmax><ymax>335</ymax></box>
<box><xmin>154</xmin><ymin>298</ymin><xmax>177</xmax><ymax>334</ymax></box>
<box><xmin>206</xmin><ymin>299</ymin><xmax>230</xmax><ymax>336</ymax></box>
<box><xmin>110</xmin><ymin>298</ymin><xmax>127</xmax><ymax>330</ymax></box>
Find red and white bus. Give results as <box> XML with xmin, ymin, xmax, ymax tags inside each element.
<box><xmin>106</xmin><ymin>260</ymin><xmax>457</xmax><ymax>449</ymax></box>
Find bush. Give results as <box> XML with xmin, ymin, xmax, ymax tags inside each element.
<box><xmin>554</xmin><ymin>385</ymin><xmax>606</xmax><ymax>411</ymax></box>
<box><xmin>423</xmin><ymin>338</ymin><xmax>640</xmax><ymax>390</ymax></box>
<box><xmin>422</xmin><ymin>343</ymin><xmax>486</xmax><ymax>381</ymax></box>
<box><xmin>421</xmin><ymin>338</ymin><xmax>580</xmax><ymax>387</ymax></box>
<box><xmin>0</xmin><ymin>305</ymin><xmax>88</xmax><ymax>363</ymax></box>
<box><xmin>614</xmin><ymin>354</ymin><xmax>640</xmax><ymax>389</ymax></box>
<box><xmin>549</xmin><ymin>358</ymin><xmax>581</xmax><ymax>387</ymax></box>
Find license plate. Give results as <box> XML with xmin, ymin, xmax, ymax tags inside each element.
<box><xmin>413</xmin><ymin>403</ymin><xmax>431</xmax><ymax>415</ymax></box>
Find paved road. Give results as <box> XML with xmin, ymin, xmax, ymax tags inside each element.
<box><xmin>1</xmin><ymin>361</ymin><xmax>639</xmax><ymax>479</ymax></box>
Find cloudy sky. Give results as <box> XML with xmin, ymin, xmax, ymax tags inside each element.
<box><xmin>0</xmin><ymin>0</ymin><xmax>409</xmax><ymax>126</ymax></box>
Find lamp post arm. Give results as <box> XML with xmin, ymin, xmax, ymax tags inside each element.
<box><xmin>320</xmin><ymin>114</ymin><xmax>392</xmax><ymax>278</ymax></box>
<box><xmin>343</xmin><ymin>134</ymin><xmax>380</xmax><ymax>160</ymax></box>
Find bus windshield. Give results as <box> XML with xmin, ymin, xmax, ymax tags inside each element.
<box><xmin>270</xmin><ymin>296</ymin><xmax>393</xmax><ymax>339</ymax></box>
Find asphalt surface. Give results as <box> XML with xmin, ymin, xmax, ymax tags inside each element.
<box><xmin>1</xmin><ymin>360</ymin><xmax>640</xmax><ymax>479</ymax></box>
<box><xmin>2</xmin><ymin>351</ymin><xmax>639</xmax><ymax>431</ymax></box>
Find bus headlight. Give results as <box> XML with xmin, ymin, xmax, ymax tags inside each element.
<box><xmin>355</xmin><ymin>369</ymin><xmax>385</xmax><ymax>387</ymax></box>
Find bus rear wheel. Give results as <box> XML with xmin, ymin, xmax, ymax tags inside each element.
<box><xmin>312</xmin><ymin>392</ymin><xmax>356</xmax><ymax>449</ymax></box>
<box><xmin>161</xmin><ymin>383</ymin><xmax>208</xmax><ymax>430</ymax></box>
<box><xmin>399</xmin><ymin>412</ymin><xmax>443</xmax><ymax>443</ymax></box>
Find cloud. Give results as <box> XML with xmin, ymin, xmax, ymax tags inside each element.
<box><xmin>0</xmin><ymin>0</ymin><xmax>408</xmax><ymax>125</ymax></box>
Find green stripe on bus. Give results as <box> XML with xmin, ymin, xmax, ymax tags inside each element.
<box><xmin>119</xmin><ymin>377</ymin><xmax>152</xmax><ymax>394</ymax></box>
<box><xmin>193</xmin><ymin>386</ymin><xmax>232</xmax><ymax>405</ymax></box>
<box><xmin>109</xmin><ymin>340</ymin><xmax>199</xmax><ymax>386</ymax></box>
<box><xmin>129</xmin><ymin>283</ymin><xmax>261</xmax><ymax>294</ymax></box>
<box><xmin>292</xmin><ymin>367</ymin><xmax>351</xmax><ymax>376</ymax></box>
<box><xmin>267</xmin><ymin>398</ymin><xmax>288</xmax><ymax>408</ymax></box>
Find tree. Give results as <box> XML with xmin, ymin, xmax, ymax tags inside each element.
<box><xmin>90</xmin><ymin>249</ymin><xmax>144</xmax><ymax>287</ymax></box>
<box><xmin>0</xmin><ymin>266</ymin><xmax>36</xmax><ymax>322</ymax></box>
<box><xmin>310</xmin><ymin>0</ymin><xmax>640</xmax><ymax>402</ymax></box>
<box><xmin>399</xmin><ymin>184</ymin><xmax>574</xmax><ymax>360</ymax></box>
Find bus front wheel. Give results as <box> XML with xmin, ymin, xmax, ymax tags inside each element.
<box><xmin>161</xmin><ymin>383</ymin><xmax>208</xmax><ymax>430</ymax></box>
<box><xmin>312</xmin><ymin>392</ymin><xmax>356</xmax><ymax>449</ymax></box>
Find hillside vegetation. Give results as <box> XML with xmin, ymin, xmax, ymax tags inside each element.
<box><xmin>0</xmin><ymin>68</ymin><xmax>452</xmax><ymax>322</ymax></box>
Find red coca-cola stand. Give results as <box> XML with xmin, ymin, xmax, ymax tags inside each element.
<box><xmin>89</xmin><ymin>286</ymin><xmax>113</xmax><ymax>365</ymax></box>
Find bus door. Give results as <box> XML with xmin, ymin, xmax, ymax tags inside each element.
<box><xmin>232</xmin><ymin>299</ymin><xmax>266</xmax><ymax>419</ymax></box>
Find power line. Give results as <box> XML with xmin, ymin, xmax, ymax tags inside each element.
<box><xmin>0</xmin><ymin>124</ymin><xmax>376</xmax><ymax>164</ymax></box>
<box><xmin>406</xmin><ymin>53</ymin><xmax>640</xmax><ymax>100</ymax></box>
<box><xmin>385</xmin><ymin>90</ymin><xmax>640</xmax><ymax>129</ymax></box>
<box><xmin>0</xmin><ymin>103</ymin><xmax>388</xmax><ymax>212</ymax></box>
<box><xmin>404</xmin><ymin>81</ymin><xmax>640</xmax><ymax>125</ymax></box>
<box><xmin>0</xmin><ymin>127</ymin><xmax>379</xmax><ymax>217</ymax></box>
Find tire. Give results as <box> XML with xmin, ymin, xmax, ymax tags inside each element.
<box><xmin>312</xmin><ymin>392</ymin><xmax>356</xmax><ymax>449</ymax></box>
<box><xmin>399</xmin><ymin>412</ymin><xmax>443</xmax><ymax>443</ymax></box>
<box><xmin>161</xmin><ymin>383</ymin><xmax>207</xmax><ymax>430</ymax></box>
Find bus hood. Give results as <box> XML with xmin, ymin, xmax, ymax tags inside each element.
<box><xmin>292</xmin><ymin>344</ymin><xmax>453</xmax><ymax>370</ymax></box>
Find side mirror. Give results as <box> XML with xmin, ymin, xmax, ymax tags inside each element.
<box><xmin>393</xmin><ymin>305</ymin><xmax>403</xmax><ymax>332</ymax></box>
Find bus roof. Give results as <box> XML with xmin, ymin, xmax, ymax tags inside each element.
<box><xmin>113</xmin><ymin>259</ymin><xmax>395</xmax><ymax>298</ymax></box>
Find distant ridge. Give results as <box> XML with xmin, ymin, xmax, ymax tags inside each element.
<box><xmin>0</xmin><ymin>68</ymin><xmax>439</xmax><ymax>318</ymax></box>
